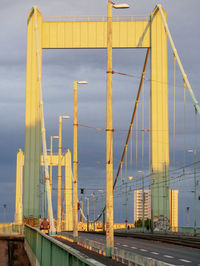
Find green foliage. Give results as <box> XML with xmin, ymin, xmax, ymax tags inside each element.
<box><xmin>135</xmin><ymin>218</ymin><xmax>151</xmax><ymax>228</ymax></box>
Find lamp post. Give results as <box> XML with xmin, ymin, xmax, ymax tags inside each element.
<box><xmin>50</xmin><ymin>136</ymin><xmax>59</xmax><ymax>192</ymax></box>
<box><xmin>73</xmin><ymin>80</ymin><xmax>88</xmax><ymax>242</ymax></box>
<box><xmin>43</xmin><ymin>136</ymin><xmax>58</xmax><ymax>220</ymax></box>
<box><xmin>186</xmin><ymin>206</ymin><xmax>190</xmax><ymax>227</ymax></box>
<box><xmin>187</xmin><ymin>149</ymin><xmax>197</xmax><ymax>235</ymax></box>
<box><xmin>138</xmin><ymin>171</ymin><xmax>145</xmax><ymax>230</ymax></box>
<box><xmin>106</xmin><ymin>0</ymin><xmax>130</xmax><ymax>256</ymax></box>
<box><xmin>3</xmin><ymin>204</ymin><xmax>7</xmax><ymax>223</ymax></box>
<box><xmin>91</xmin><ymin>193</ymin><xmax>96</xmax><ymax>231</ymax></box>
<box><xmin>98</xmin><ymin>190</ymin><xmax>105</xmax><ymax>230</ymax></box>
<box><xmin>57</xmin><ymin>116</ymin><xmax>70</xmax><ymax>232</ymax></box>
<box><xmin>85</xmin><ymin>197</ymin><xmax>90</xmax><ymax>231</ymax></box>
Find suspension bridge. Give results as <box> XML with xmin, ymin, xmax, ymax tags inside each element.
<box><xmin>1</xmin><ymin>2</ymin><xmax>200</xmax><ymax>266</ymax></box>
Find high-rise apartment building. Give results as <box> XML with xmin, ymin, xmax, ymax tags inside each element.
<box><xmin>134</xmin><ymin>190</ymin><xmax>151</xmax><ymax>222</ymax></box>
<box><xmin>134</xmin><ymin>189</ymin><xmax>178</xmax><ymax>229</ymax></box>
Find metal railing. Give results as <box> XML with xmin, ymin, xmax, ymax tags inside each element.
<box><xmin>43</xmin><ymin>14</ymin><xmax>150</xmax><ymax>22</ymax></box>
<box><xmin>0</xmin><ymin>223</ymin><xmax>24</xmax><ymax>235</ymax></box>
<box><xmin>24</xmin><ymin>225</ymin><xmax>104</xmax><ymax>266</ymax></box>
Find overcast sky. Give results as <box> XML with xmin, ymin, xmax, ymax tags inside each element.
<box><xmin>0</xmin><ymin>0</ymin><xmax>199</xmax><ymax>224</ymax></box>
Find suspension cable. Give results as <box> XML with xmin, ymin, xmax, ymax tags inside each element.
<box><xmin>93</xmin><ymin>48</ymin><xmax>150</xmax><ymax>223</ymax></box>
<box><xmin>173</xmin><ymin>55</ymin><xmax>176</xmax><ymax>169</ymax></box>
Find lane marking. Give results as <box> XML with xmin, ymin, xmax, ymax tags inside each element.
<box><xmin>151</xmin><ymin>252</ymin><xmax>159</xmax><ymax>255</ymax></box>
<box><xmin>116</xmin><ymin>243</ymin><xmax>120</xmax><ymax>245</ymax></box>
<box><xmin>123</xmin><ymin>244</ymin><xmax>128</xmax><ymax>247</ymax></box>
<box><xmin>140</xmin><ymin>249</ymin><xmax>147</xmax><ymax>252</ymax></box>
<box><xmin>179</xmin><ymin>259</ymin><xmax>192</xmax><ymax>263</ymax></box>
<box><xmin>131</xmin><ymin>246</ymin><xmax>137</xmax><ymax>249</ymax></box>
<box><xmin>164</xmin><ymin>255</ymin><xmax>174</xmax><ymax>259</ymax></box>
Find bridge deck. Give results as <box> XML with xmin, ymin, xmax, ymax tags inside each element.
<box><xmin>55</xmin><ymin>235</ymin><xmax>124</xmax><ymax>266</ymax></box>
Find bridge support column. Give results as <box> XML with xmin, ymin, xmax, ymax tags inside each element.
<box><xmin>24</xmin><ymin>7</ymin><xmax>42</xmax><ymax>226</ymax></box>
<box><xmin>15</xmin><ymin>149</ymin><xmax>24</xmax><ymax>224</ymax></box>
<box><xmin>150</xmin><ymin>7</ymin><xmax>170</xmax><ymax>230</ymax></box>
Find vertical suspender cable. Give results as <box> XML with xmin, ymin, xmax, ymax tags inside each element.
<box><xmin>183</xmin><ymin>82</ymin><xmax>186</xmax><ymax>174</ymax></box>
<box><xmin>142</xmin><ymin>80</ymin><xmax>144</xmax><ymax>172</ymax></box>
<box><xmin>149</xmin><ymin>71</ymin><xmax>151</xmax><ymax>173</ymax></box>
<box><xmin>130</xmin><ymin>127</ymin><xmax>133</xmax><ymax>169</ymax></box>
<box><xmin>95</xmin><ymin>49</ymin><xmax>150</xmax><ymax>223</ymax></box>
<box><xmin>113</xmin><ymin>48</ymin><xmax>150</xmax><ymax>189</ymax></box>
<box><xmin>173</xmin><ymin>56</ymin><xmax>176</xmax><ymax>169</ymax></box>
<box><xmin>34</xmin><ymin>7</ymin><xmax>55</xmax><ymax>234</ymax></box>
<box><xmin>158</xmin><ymin>5</ymin><xmax>200</xmax><ymax>118</ymax></box>
<box><xmin>136</xmin><ymin>107</ymin><xmax>138</xmax><ymax>172</ymax></box>
<box><xmin>183</xmin><ymin>82</ymin><xmax>186</xmax><ymax>223</ymax></box>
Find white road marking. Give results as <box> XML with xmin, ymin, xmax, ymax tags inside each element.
<box><xmin>164</xmin><ymin>255</ymin><xmax>174</xmax><ymax>259</ymax></box>
<box><xmin>179</xmin><ymin>259</ymin><xmax>192</xmax><ymax>263</ymax></box>
<box><xmin>122</xmin><ymin>244</ymin><xmax>128</xmax><ymax>247</ymax></box>
<box><xmin>116</xmin><ymin>243</ymin><xmax>120</xmax><ymax>245</ymax></box>
<box><xmin>140</xmin><ymin>249</ymin><xmax>147</xmax><ymax>252</ymax></box>
<box><xmin>151</xmin><ymin>252</ymin><xmax>159</xmax><ymax>255</ymax></box>
<box><xmin>131</xmin><ymin>246</ymin><xmax>137</xmax><ymax>249</ymax></box>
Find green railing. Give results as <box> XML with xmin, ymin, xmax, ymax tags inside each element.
<box><xmin>24</xmin><ymin>225</ymin><xmax>104</xmax><ymax>266</ymax></box>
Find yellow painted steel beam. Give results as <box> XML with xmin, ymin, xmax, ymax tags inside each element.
<box><xmin>15</xmin><ymin>150</ymin><xmax>66</xmax><ymax>166</ymax></box>
<box><xmin>150</xmin><ymin>6</ymin><xmax>170</xmax><ymax>226</ymax></box>
<box><xmin>42</xmin><ymin>20</ymin><xmax>150</xmax><ymax>49</ymax></box>
<box><xmin>64</xmin><ymin>150</ymin><xmax>73</xmax><ymax>231</ymax></box>
<box><xmin>14</xmin><ymin>149</ymin><xmax>24</xmax><ymax>224</ymax></box>
<box><xmin>151</xmin><ymin>7</ymin><xmax>169</xmax><ymax>171</ymax></box>
<box><xmin>24</xmin><ymin>7</ymin><xmax>42</xmax><ymax>223</ymax></box>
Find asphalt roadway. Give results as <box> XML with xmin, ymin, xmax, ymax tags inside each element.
<box><xmin>62</xmin><ymin>232</ymin><xmax>200</xmax><ymax>266</ymax></box>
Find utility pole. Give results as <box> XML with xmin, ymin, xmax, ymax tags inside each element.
<box><xmin>188</xmin><ymin>149</ymin><xmax>197</xmax><ymax>235</ymax></box>
<box><xmin>194</xmin><ymin>149</ymin><xmax>197</xmax><ymax>235</ymax></box>
<box><xmin>73</xmin><ymin>81</ymin><xmax>88</xmax><ymax>242</ymax></box>
<box><xmin>86</xmin><ymin>197</ymin><xmax>89</xmax><ymax>231</ymax></box>
<box><xmin>106</xmin><ymin>0</ymin><xmax>114</xmax><ymax>256</ymax></box>
<box><xmin>57</xmin><ymin>116</ymin><xmax>70</xmax><ymax>233</ymax></box>
<box><xmin>106</xmin><ymin>1</ymin><xmax>129</xmax><ymax>256</ymax></box>
<box><xmin>138</xmin><ymin>171</ymin><xmax>145</xmax><ymax>230</ymax></box>
<box><xmin>91</xmin><ymin>193</ymin><xmax>95</xmax><ymax>231</ymax></box>
<box><xmin>3</xmin><ymin>204</ymin><xmax>7</xmax><ymax>223</ymax></box>
<box><xmin>186</xmin><ymin>207</ymin><xmax>190</xmax><ymax>227</ymax></box>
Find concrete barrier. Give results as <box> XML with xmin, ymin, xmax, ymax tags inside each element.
<box><xmin>59</xmin><ymin>232</ymin><xmax>174</xmax><ymax>266</ymax></box>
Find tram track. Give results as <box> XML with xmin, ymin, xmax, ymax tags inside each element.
<box><xmin>81</xmin><ymin>231</ymin><xmax>200</xmax><ymax>249</ymax></box>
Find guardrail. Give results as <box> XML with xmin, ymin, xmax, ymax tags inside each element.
<box><xmin>0</xmin><ymin>223</ymin><xmax>24</xmax><ymax>235</ymax></box>
<box><xmin>43</xmin><ymin>14</ymin><xmax>150</xmax><ymax>22</ymax></box>
<box><xmin>24</xmin><ymin>225</ymin><xmax>104</xmax><ymax>266</ymax></box>
<box><xmin>58</xmin><ymin>232</ymin><xmax>173</xmax><ymax>266</ymax></box>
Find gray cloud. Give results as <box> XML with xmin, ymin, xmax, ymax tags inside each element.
<box><xmin>0</xmin><ymin>0</ymin><xmax>199</xmax><ymax>223</ymax></box>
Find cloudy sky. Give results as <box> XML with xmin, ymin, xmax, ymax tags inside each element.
<box><xmin>0</xmin><ymin>0</ymin><xmax>199</xmax><ymax>225</ymax></box>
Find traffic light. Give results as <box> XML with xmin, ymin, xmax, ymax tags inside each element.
<box><xmin>80</xmin><ymin>188</ymin><xmax>84</xmax><ymax>194</ymax></box>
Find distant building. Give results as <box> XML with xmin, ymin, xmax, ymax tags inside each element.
<box><xmin>134</xmin><ymin>189</ymin><xmax>151</xmax><ymax>222</ymax></box>
<box><xmin>170</xmin><ymin>189</ymin><xmax>179</xmax><ymax>231</ymax></box>
<box><xmin>134</xmin><ymin>189</ymin><xmax>179</xmax><ymax>229</ymax></box>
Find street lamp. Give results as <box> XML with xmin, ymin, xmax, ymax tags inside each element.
<box><xmin>57</xmin><ymin>116</ymin><xmax>70</xmax><ymax>232</ymax></box>
<box><xmin>85</xmin><ymin>197</ymin><xmax>90</xmax><ymax>231</ymax></box>
<box><xmin>91</xmin><ymin>193</ymin><xmax>96</xmax><ymax>231</ymax></box>
<box><xmin>98</xmin><ymin>190</ymin><xmax>105</xmax><ymax>231</ymax></box>
<box><xmin>3</xmin><ymin>204</ymin><xmax>7</xmax><ymax>223</ymax></box>
<box><xmin>42</xmin><ymin>136</ymin><xmax>59</xmax><ymax>220</ymax></box>
<box><xmin>138</xmin><ymin>171</ymin><xmax>145</xmax><ymax>230</ymax></box>
<box><xmin>50</xmin><ymin>136</ymin><xmax>59</xmax><ymax>191</ymax></box>
<box><xmin>187</xmin><ymin>149</ymin><xmax>197</xmax><ymax>235</ymax></box>
<box><xmin>106</xmin><ymin>0</ymin><xmax>130</xmax><ymax>257</ymax></box>
<box><xmin>186</xmin><ymin>206</ymin><xmax>190</xmax><ymax>227</ymax></box>
<box><xmin>73</xmin><ymin>80</ymin><xmax>88</xmax><ymax>242</ymax></box>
